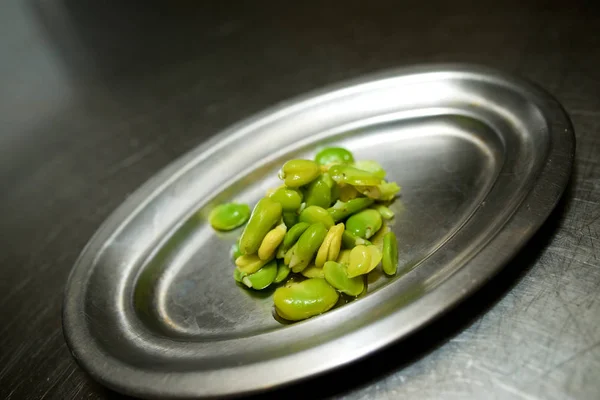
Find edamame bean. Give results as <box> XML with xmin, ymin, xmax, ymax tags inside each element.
<box><xmin>299</xmin><ymin>206</ymin><xmax>334</xmax><ymax>228</ymax></box>
<box><xmin>208</xmin><ymin>203</ymin><xmax>251</xmax><ymax>231</ymax></box>
<box><xmin>279</xmin><ymin>159</ymin><xmax>320</xmax><ymax>187</ymax></box>
<box><xmin>258</xmin><ymin>223</ymin><xmax>287</xmax><ymax>260</ymax></box>
<box><xmin>239</xmin><ymin>197</ymin><xmax>282</xmax><ymax>255</ymax></box>
<box><xmin>289</xmin><ymin>223</ymin><xmax>328</xmax><ymax>272</ymax></box>
<box><xmin>235</xmin><ymin>254</ymin><xmax>273</xmax><ymax>274</ymax></box>
<box><xmin>346</xmin><ymin>209</ymin><xmax>382</xmax><ymax>239</ymax></box>
<box><xmin>382</xmin><ymin>231</ymin><xmax>398</xmax><ymax>276</ymax></box>
<box><xmin>269</xmin><ymin>187</ymin><xmax>303</xmax><ymax>211</ymax></box>
<box><xmin>242</xmin><ymin>259</ymin><xmax>278</xmax><ymax>290</ymax></box>
<box><xmin>328</xmin><ymin>198</ymin><xmax>374</xmax><ymax>222</ymax></box>
<box><xmin>315</xmin><ymin>223</ymin><xmax>344</xmax><ymax>267</ymax></box>
<box><xmin>274</xmin><ymin>261</ymin><xmax>291</xmax><ymax>283</ymax></box>
<box><xmin>304</xmin><ymin>175</ymin><xmax>333</xmax><ymax>209</ymax></box>
<box><xmin>323</xmin><ymin>261</ymin><xmax>364</xmax><ymax>296</ymax></box>
<box><xmin>328</xmin><ymin>165</ymin><xmax>382</xmax><ymax>186</ymax></box>
<box><xmin>353</xmin><ymin>160</ymin><xmax>386</xmax><ymax>179</ymax></box>
<box><xmin>315</xmin><ymin>147</ymin><xmax>354</xmax><ymax>166</ymax></box>
<box><xmin>347</xmin><ymin>245</ymin><xmax>382</xmax><ymax>278</ymax></box>
<box><xmin>273</xmin><ymin>278</ymin><xmax>339</xmax><ymax>321</ymax></box>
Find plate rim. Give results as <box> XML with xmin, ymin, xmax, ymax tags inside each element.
<box><xmin>62</xmin><ymin>63</ymin><xmax>575</xmax><ymax>399</ymax></box>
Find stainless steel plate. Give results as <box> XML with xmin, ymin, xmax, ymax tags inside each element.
<box><xmin>62</xmin><ymin>64</ymin><xmax>574</xmax><ymax>399</ymax></box>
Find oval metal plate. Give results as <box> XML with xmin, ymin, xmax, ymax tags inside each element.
<box><xmin>63</xmin><ymin>64</ymin><xmax>574</xmax><ymax>399</ymax></box>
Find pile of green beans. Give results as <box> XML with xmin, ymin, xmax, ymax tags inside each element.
<box><xmin>209</xmin><ymin>147</ymin><xmax>401</xmax><ymax>322</ymax></box>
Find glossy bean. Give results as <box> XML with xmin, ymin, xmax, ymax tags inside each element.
<box><xmin>301</xmin><ymin>265</ymin><xmax>325</xmax><ymax>279</ymax></box>
<box><xmin>274</xmin><ymin>261</ymin><xmax>291</xmax><ymax>284</ymax></box>
<box><xmin>353</xmin><ymin>160</ymin><xmax>386</xmax><ymax>179</ymax></box>
<box><xmin>328</xmin><ymin>164</ymin><xmax>382</xmax><ymax>186</ymax></box>
<box><xmin>258</xmin><ymin>223</ymin><xmax>287</xmax><ymax>260</ymax></box>
<box><xmin>269</xmin><ymin>187</ymin><xmax>303</xmax><ymax>211</ymax></box>
<box><xmin>382</xmin><ymin>231</ymin><xmax>398</xmax><ymax>276</ymax></box>
<box><xmin>304</xmin><ymin>175</ymin><xmax>333</xmax><ymax>209</ymax></box>
<box><xmin>373</xmin><ymin>204</ymin><xmax>395</xmax><ymax>219</ymax></box>
<box><xmin>208</xmin><ymin>203</ymin><xmax>251</xmax><ymax>231</ymax></box>
<box><xmin>347</xmin><ymin>245</ymin><xmax>382</xmax><ymax>278</ymax></box>
<box><xmin>314</xmin><ymin>147</ymin><xmax>354</xmax><ymax>166</ymax></box>
<box><xmin>279</xmin><ymin>159</ymin><xmax>320</xmax><ymax>188</ymax></box>
<box><xmin>239</xmin><ymin>197</ymin><xmax>282</xmax><ymax>255</ymax></box>
<box><xmin>341</xmin><ymin>230</ymin><xmax>371</xmax><ymax>249</ymax></box>
<box><xmin>299</xmin><ymin>206</ymin><xmax>334</xmax><ymax>229</ymax></box>
<box><xmin>289</xmin><ymin>223</ymin><xmax>328</xmax><ymax>272</ymax></box>
<box><xmin>241</xmin><ymin>259</ymin><xmax>278</xmax><ymax>290</ymax></box>
<box><xmin>282</xmin><ymin>212</ymin><xmax>298</xmax><ymax>229</ymax></box>
<box><xmin>346</xmin><ymin>209</ymin><xmax>383</xmax><ymax>239</ymax></box>
<box><xmin>328</xmin><ymin>198</ymin><xmax>374</xmax><ymax>222</ymax></box>
<box><xmin>315</xmin><ymin>223</ymin><xmax>344</xmax><ymax>267</ymax></box>
<box><xmin>323</xmin><ymin>261</ymin><xmax>365</xmax><ymax>296</ymax></box>
<box><xmin>273</xmin><ymin>278</ymin><xmax>339</xmax><ymax>321</ymax></box>
<box><xmin>235</xmin><ymin>254</ymin><xmax>273</xmax><ymax>274</ymax></box>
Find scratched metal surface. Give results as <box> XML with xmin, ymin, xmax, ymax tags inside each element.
<box><xmin>0</xmin><ymin>1</ymin><xmax>598</xmax><ymax>399</ymax></box>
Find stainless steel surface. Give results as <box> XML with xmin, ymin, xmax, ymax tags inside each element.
<box><xmin>62</xmin><ymin>65</ymin><xmax>573</xmax><ymax>399</ymax></box>
<box><xmin>2</xmin><ymin>1</ymin><xmax>599</xmax><ymax>400</ymax></box>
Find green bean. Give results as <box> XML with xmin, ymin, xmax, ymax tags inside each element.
<box><xmin>208</xmin><ymin>203</ymin><xmax>250</xmax><ymax>231</ymax></box>
<box><xmin>239</xmin><ymin>197</ymin><xmax>282</xmax><ymax>255</ymax></box>
<box><xmin>304</xmin><ymin>174</ymin><xmax>333</xmax><ymax>209</ymax></box>
<box><xmin>299</xmin><ymin>206</ymin><xmax>334</xmax><ymax>229</ymax></box>
<box><xmin>289</xmin><ymin>222</ymin><xmax>328</xmax><ymax>272</ymax></box>
<box><xmin>279</xmin><ymin>159</ymin><xmax>320</xmax><ymax>187</ymax></box>
<box><xmin>382</xmin><ymin>232</ymin><xmax>398</xmax><ymax>276</ymax></box>
<box><xmin>328</xmin><ymin>198</ymin><xmax>374</xmax><ymax>222</ymax></box>
<box><xmin>346</xmin><ymin>209</ymin><xmax>382</xmax><ymax>239</ymax></box>
<box><xmin>269</xmin><ymin>187</ymin><xmax>303</xmax><ymax>211</ymax></box>
<box><xmin>323</xmin><ymin>261</ymin><xmax>365</xmax><ymax>296</ymax></box>
<box><xmin>315</xmin><ymin>147</ymin><xmax>354</xmax><ymax>166</ymax></box>
<box><xmin>273</xmin><ymin>278</ymin><xmax>339</xmax><ymax>321</ymax></box>
<box><xmin>274</xmin><ymin>260</ymin><xmax>291</xmax><ymax>283</ymax></box>
<box><xmin>241</xmin><ymin>259</ymin><xmax>278</xmax><ymax>290</ymax></box>
<box><xmin>328</xmin><ymin>164</ymin><xmax>382</xmax><ymax>186</ymax></box>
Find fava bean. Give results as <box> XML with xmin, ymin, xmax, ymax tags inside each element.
<box><xmin>274</xmin><ymin>261</ymin><xmax>291</xmax><ymax>283</ymax></box>
<box><xmin>382</xmin><ymin>231</ymin><xmax>398</xmax><ymax>276</ymax></box>
<box><xmin>279</xmin><ymin>159</ymin><xmax>320</xmax><ymax>187</ymax></box>
<box><xmin>315</xmin><ymin>223</ymin><xmax>344</xmax><ymax>267</ymax></box>
<box><xmin>328</xmin><ymin>197</ymin><xmax>374</xmax><ymax>222</ymax></box>
<box><xmin>235</xmin><ymin>254</ymin><xmax>273</xmax><ymax>274</ymax></box>
<box><xmin>347</xmin><ymin>245</ymin><xmax>382</xmax><ymax>278</ymax></box>
<box><xmin>208</xmin><ymin>203</ymin><xmax>250</xmax><ymax>231</ymax></box>
<box><xmin>323</xmin><ymin>261</ymin><xmax>364</xmax><ymax>296</ymax></box>
<box><xmin>299</xmin><ymin>206</ymin><xmax>334</xmax><ymax>228</ymax></box>
<box><xmin>273</xmin><ymin>278</ymin><xmax>339</xmax><ymax>321</ymax></box>
<box><xmin>341</xmin><ymin>230</ymin><xmax>371</xmax><ymax>249</ymax></box>
<box><xmin>258</xmin><ymin>223</ymin><xmax>287</xmax><ymax>260</ymax></box>
<box><xmin>301</xmin><ymin>265</ymin><xmax>325</xmax><ymax>279</ymax></box>
<box><xmin>329</xmin><ymin>164</ymin><xmax>382</xmax><ymax>186</ymax></box>
<box><xmin>289</xmin><ymin>223</ymin><xmax>328</xmax><ymax>272</ymax></box>
<box><xmin>353</xmin><ymin>160</ymin><xmax>386</xmax><ymax>179</ymax></box>
<box><xmin>346</xmin><ymin>209</ymin><xmax>382</xmax><ymax>239</ymax></box>
<box><xmin>242</xmin><ymin>259</ymin><xmax>278</xmax><ymax>290</ymax></box>
<box><xmin>315</xmin><ymin>147</ymin><xmax>354</xmax><ymax>166</ymax></box>
<box><xmin>269</xmin><ymin>187</ymin><xmax>303</xmax><ymax>211</ymax></box>
<box><xmin>304</xmin><ymin>174</ymin><xmax>333</xmax><ymax>209</ymax></box>
<box><xmin>239</xmin><ymin>197</ymin><xmax>282</xmax><ymax>255</ymax></box>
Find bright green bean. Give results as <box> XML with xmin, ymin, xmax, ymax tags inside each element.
<box><xmin>239</xmin><ymin>197</ymin><xmax>282</xmax><ymax>255</ymax></box>
<box><xmin>328</xmin><ymin>197</ymin><xmax>374</xmax><ymax>222</ymax></box>
<box><xmin>273</xmin><ymin>278</ymin><xmax>339</xmax><ymax>321</ymax></box>
<box><xmin>208</xmin><ymin>203</ymin><xmax>250</xmax><ymax>231</ymax></box>
<box><xmin>382</xmin><ymin>231</ymin><xmax>398</xmax><ymax>276</ymax></box>
<box><xmin>323</xmin><ymin>261</ymin><xmax>365</xmax><ymax>296</ymax></box>
<box><xmin>241</xmin><ymin>259</ymin><xmax>278</xmax><ymax>290</ymax></box>
<box><xmin>299</xmin><ymin>206</ymin><xmax>334</xmax><ymax>229</ymax></box>
<box><xmin>279</xmin><ymin>159</ymin><xmax>320</xmax><ymax>187</ymax></box>
<box><xmin>346</xmin><ymin>209</ymin><xmax>382</xmax><ymax>239</ymax></box>
<box><xmin>315</xmin><ymin>147</ymin><xmax>354</xmax><ymax>166</ymax></box>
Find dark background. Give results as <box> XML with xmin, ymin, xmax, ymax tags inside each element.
<box><xmin>2</xmin><ymin>1</ymin><xmax>600</xmax><ymax>399</ymax></box>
